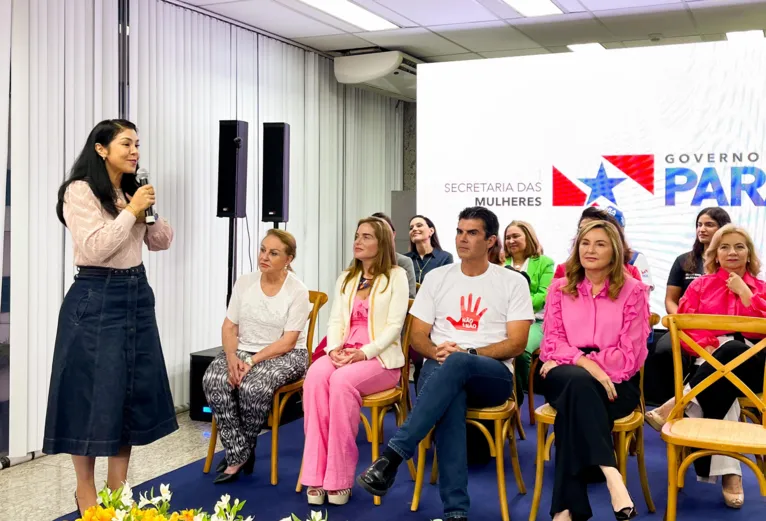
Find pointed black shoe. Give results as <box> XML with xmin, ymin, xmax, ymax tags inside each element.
<box><xmin>356</xmin><ymin>456</ymin><xmax>397</xmax><ymax>496</ymax></box>
<box><xmin>215</xmin><ymin>457</ymin><xmax>228</xmax><ymax>474</ymax></box>
<box><xmin>213</xmin><ymin>450</ymin><xmax>255</xmax><ymax>485</ymax></box>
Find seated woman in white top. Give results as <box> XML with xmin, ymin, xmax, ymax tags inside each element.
<box><xmin>202</xmin><ymin>229</ymin><xmax>311</xmax><ymax>484</ymax></box>
<box><xmin>300</xmin><ymin>217</ymin><xmax>409</xmax><ymax>506</ymax></box>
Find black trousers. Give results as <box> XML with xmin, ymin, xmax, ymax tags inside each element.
<box><xmin>689</xmin><ymin>339</ymin><xmax>766</xmax><ymax>477</ymax></box>
<box><xmin>543</xmin><ymin>365</ymin><xmax>640</xmax><ymax>521</ymax></box>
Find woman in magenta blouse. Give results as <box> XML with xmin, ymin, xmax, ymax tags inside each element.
<box><xmin>645</xmin><ymin>224</ymin><xmax>766</xmax><ymax>508</ymax></box>
<box><xmin>539</xmin><ymin>220</ymin><xmax>649</xmax><ymax>521</ymax></box>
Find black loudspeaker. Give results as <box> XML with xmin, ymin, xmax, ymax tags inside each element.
<box><xmin>217</xmin><ymin>120</ymin><xmax>249</xmax><ymax>218</ymax></box>
<box><xmin>262</xmin><ymin>122</ymin><xmax>290</xmax><ymax>222</ymax></box>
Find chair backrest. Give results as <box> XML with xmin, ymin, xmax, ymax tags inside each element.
<box><xmin>306</xmin><ymin>290</ymin><xmax>329</xmax><ymax>363</ymax></box>
<box><xmin>662</xmin><ymin>314</ymin><xmax>766</xmax><ymax>425</ymax></box>
<box><xmin>398</xmin><ymin>299</ymin><xmax>416</xmax><ymax>404</ymax></box>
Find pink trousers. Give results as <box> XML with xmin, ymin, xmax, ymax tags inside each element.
<box><xmin>300</xmin><ymin>354</ymin><xmax>400</xmax><ymax>490</ymax></box>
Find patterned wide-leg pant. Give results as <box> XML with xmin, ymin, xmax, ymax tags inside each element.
<box><xmin>203</xmin><ymin>349</ymin><xmax>308</xmax><ymax>466</ymax></box>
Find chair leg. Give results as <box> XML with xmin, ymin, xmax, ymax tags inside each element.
<box><xmin>430</xmin><ymin>451</ymin><xmax>439</xmax><ymax>485</ymax></box>
<box><xmin>410</xmin><ymin>439</ymin><xmax>428</xmax><ymax>511</ymax></box>
<box><xmin>529</xmin><ymin>421</ymin><xmax>546</xmax><ymax>521</ymax></box>
<box><xmin>543</xmin><ymin>430</ymin><xmax>554</xmax><ymax>462</ymax></box>
<box><xmin>528</xmin><ymin>354</ymin><xmax>539</xmax><ymax>426</ymax></box>
<box><xmin>494</xmin><ymin>419</ymin><xmax>510</xmax><ymax>521</ymax></box>
<box><xmin>514</xmin><ymin>409</ymin><xmax>527</xmax><ymax>441</ymax></box>
<box><xmin>361</xmin><ymin>412</ymin><xmax>373</xmax><ymax>443</ymax></box>
<box><xmin>635</xmin><ymin>426</ymin><xmax>655</xmax><ymax>513</ymax></box>
<box><xmin>616</xmin><ymin>431</ymin><xmax>628</xmax><ymax>484</ymax></box>
<box><xmin>665</xmin><ymin>442</ymin><xmax>679</xmax><ymax>521</ymax></box>
<box><xmin>371</xmin><ymin>406</ymin><xmax>382</xmax><ymax>506</ymax></box>
<box><xmin>203</xmin><ymin>416</ymin><xmax>218</xmax><ymax>474</ymax></box>
<box><xmin>508</xmin><ymin>417</ymin><xmax>526</xmax><ymax>494</ymax></box>
<box><xmin>270</xmin><ymin>393</ymin><xmax>281</xmax><ymax>485</ymax></box>
<box><xmin>295</xmin><ymin>458</ymin><xmax>304</xmax><ymax>493</ymax></box>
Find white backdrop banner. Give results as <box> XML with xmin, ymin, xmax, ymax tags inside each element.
<box><xmin>418</xmin><ymin>40</ymin><xmax>766</xmax><ymax>315</ymax></box>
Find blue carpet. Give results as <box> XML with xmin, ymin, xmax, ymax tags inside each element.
<box><xmin>55</xmin><ymin>394</ymin><xmax>765</xmax><ymax>521</ymax></box>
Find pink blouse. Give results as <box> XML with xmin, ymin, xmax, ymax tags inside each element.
<box><xmin>344</xmin><ymin>297</ymin><xmax>371</xmax><ymax>348</ymax></box>
<box><xmin>540</xmin><ymin>276</ymin><xmax>650</xmax><ymax>383</ymax></box>
<box><xmin>676</xmin><ymin>268</ymin><xmax>766</xmax><ymax>354</ymax></box>
<box><xmin>64</xmin><ymin>181</ymin><xmax>173</xmax><ymax>268</ymax></box>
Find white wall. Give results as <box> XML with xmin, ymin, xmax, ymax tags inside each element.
<box><xmin>6</xmin><ymin>0</ymin><xmax>403</xmax><ymax>456</ymax></box>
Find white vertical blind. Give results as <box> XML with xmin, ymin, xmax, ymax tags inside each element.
<box><xmin>9</xmin><ymin>0</ymin><xmax>119</xmax><ymax>457</ymax></box>
<box><xmin>0</xmin><ymin>0</ymin><xmax>11</xmax><ymax>284</ymax></box>
<box><xmin>129</xmin><ymin>0</ymin><xmax>235</xmax><ymax>406</ymax></box>
<box><xmin>343</xmin><ymin>87</ymin><xmax>404</xmax><ymax>264</ymax></box>
<box><xmin>9</xmin><ymin>0</ymin><xmax>66</xmax><ymax>458</ymax></box>
<box><xmin>63</xmin><ymin>0</ymin><xmax>120</xmax><ymax>283</ymax></box>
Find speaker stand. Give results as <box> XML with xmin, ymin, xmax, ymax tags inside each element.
<box><xmin>273</xmin><ymin>222</ymin><xmax>279</xmax><ymax>229</ymax></box>
<box><xmin>226</xmin><ymin>217</ymin><xmax>238</xmax><ymax>307</ymax></box>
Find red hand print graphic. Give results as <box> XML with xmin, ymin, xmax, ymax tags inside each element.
<box><xmin>446</xmin><ymin>293</ymin><xmax>487</xmax><ymax>331</ymax></box>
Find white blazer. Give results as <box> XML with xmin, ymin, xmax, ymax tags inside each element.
<box><xmin>325</xmin><ymin>266</ymin><xmax>409</xmax><ymax>369</ymax></box>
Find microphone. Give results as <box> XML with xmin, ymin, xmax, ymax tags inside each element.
<box><xmin>136</xmin><ymin>168</ymin><xmax>156</xmax><ymax>225</ymax></box>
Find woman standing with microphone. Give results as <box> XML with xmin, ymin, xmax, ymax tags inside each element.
<box><xmin>43</xmin><ymin>119</ymin><xmax>177</xmax><ymax>516</ymax></box>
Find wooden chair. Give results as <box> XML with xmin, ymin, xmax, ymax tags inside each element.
<box><xmin>410</xmin><ymin>379</ymin><xmax>527</xmax><ymax>521</ymax></box>
<box><xmin>528</xmin><ymin>312</ymin><xmax>661</xmax><ymax>521</ymax></box>
<box><xmin>203</xmin><ymin>290</ymin><xmax>328</xmax><ymax>485</ymax></box>
<box><xmin>661</xmin><ymin>314</ymin><xmax>766</xmax><ymax>521</ymax></box>
<box><xmin>296</xmin><ymin>299</ymin><xmax>417</xmax><ymax>505</ymax></box>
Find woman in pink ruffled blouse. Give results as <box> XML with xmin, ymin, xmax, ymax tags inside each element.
<box><xmin>539</xmin><ymin>220</ymin><xmax>649</xmax><ymax>521</ymax></box>
<box><xmin>645</xmin><ymin>224</ymin><xmax>766</xmax><ymax>508</ymax></box>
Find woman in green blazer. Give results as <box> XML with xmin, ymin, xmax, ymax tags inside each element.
<box><xmin>503</xmin><ymin>220</ymin><xmax>554</xmax><ymax>405</ymax></box>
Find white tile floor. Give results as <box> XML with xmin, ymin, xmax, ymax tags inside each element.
<box><xmin>0</xmin><ymin>414</ymin><xmax>219</xmax><ymax>521</ymax></box>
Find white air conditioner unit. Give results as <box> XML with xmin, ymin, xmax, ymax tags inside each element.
<box><xmin>334</xmin><ymin>51</ymin><xmax>420</xmax><ymax>102</ymax></box>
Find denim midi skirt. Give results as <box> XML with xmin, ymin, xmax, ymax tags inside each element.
<box><xmin>43</xmin><ymin>264</ymin><xmax>178</xmax><ymax>456</ymax></box>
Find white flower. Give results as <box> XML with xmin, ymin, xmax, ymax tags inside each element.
<box><xmin>193</xmin><ymin>515</ymin><xmax>206</xmax><ymax>521</ymax></box>
<box><xmin>111</xmin><ymin>510</ymin><xmax>128</xmax><ymax>521</ymax></box>
<box><xmin>310</xmin><ymin>511</ymin><xmax>324</xmax><ymax>521</ymax></box>
<box><xmin>243</xmin><ymin>517</ymin><xmax>253</xmax><ymax>521</ymax></box>
<box><xmin>215</xmin><ymin>493</ymin><xmax>231</xmax><ymax>515</ymax></box>
<box><xmin>160</xmin><ymin>483</ymin><xmax>172</xmax><ymax>502</ymax></box>
<box><xmin>278</xmin><ymin>518</ymin><xmax>291</xmax><ymax>521</ymax></box>
<box><xmin>150</xmin><ymin>495</ymin><xmax>163</xmax><ymax>506</ymax></box>
<box><xmin>120</xmin><ymin>483</ymin><xmax>134</xmax><ymax>506</ymax></box>
<box><xmin>138</xmin><ymin>492</ymin><xmax>152</xmax><ymax>509</ymax></box>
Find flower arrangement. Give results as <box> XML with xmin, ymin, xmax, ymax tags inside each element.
<box><xmin>74</xmin><ymin>483</ymin><xmax>252</xmax><ymax>521</ymax></box>
<box><xmin>279</xmin><ymin>512</ymin><xmax>327</xmax><ymax>521</ymax></box>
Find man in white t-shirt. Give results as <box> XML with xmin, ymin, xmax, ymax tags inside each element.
<box><xmin>357</xmin><ymin>207</ymin><xmax>534</xmax><ymax>521</ymax></box>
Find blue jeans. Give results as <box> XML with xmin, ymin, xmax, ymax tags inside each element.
<box><xmin>388</xmin><ymin>352</ymin><xmax>514</xmax><ymax>519</ymax></box>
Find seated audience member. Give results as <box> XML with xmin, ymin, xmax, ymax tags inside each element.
<box><xmin>553</xmin><ymin>207</ymin><xmax>642</xmax><ymax>282</ymax></box>
<box><xmin>202</xmin><ymin>230</ymin><xmax>310</xmax><ymax>484</ymax></box>
<box><xmin>539</xmin><ymin>220</ymin><xmax>649</xmax><ymax>521</ymax></box>
<box><xmin>356</xmin><ymin>206</ymin><xmax>534</xmax><ymax>521</ymax></box>
<box><xmin>372</xmin><ymin>212</ymin><xmax>417</xmax><ymax>298</ymax></box>
<box><xmin>645</xmin><ymin>223</ymin><xmax>766</xmax><ymax>508</ymax></box>
<box><xmin>300</xmin><ymin>217</ymin><xmax>409</xmax><ymax>506</ymax></box>
<box><xmin>406</xmin><ymin>214</ymin><xmax>453</xmax><ymax>284</ymax></box>
<box><xmin>405</xmin><ymin>214</ymin><xmax>454</xmax><ymax>388</ymax></box>
<box><xmin>503</xmin><ymin>220</ymin><xmax>554</xmax><ymax>403</ymax></box>
<box><xmin>655</xmin><ymin>207</ymin><xmax>731</xmax><ymax>355</ymax></box>
<box><xmin>603</xmin><ymin>206</ymin><xmax>654</xmax><ymax>290</ymax></box>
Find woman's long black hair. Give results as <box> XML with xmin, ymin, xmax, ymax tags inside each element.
<box><xmin>683</xmin><ymin>207</ymin><xmax>731</xmax><ymax>273</ymax></box>
<box><xmin>56</xmin><ymin>119</ymin><xmax>140</xmax><ymax>227</ymax></box>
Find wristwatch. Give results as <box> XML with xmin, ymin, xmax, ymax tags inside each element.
<box><xmin>467</xmin><ymin>348</ymin><xmax>478</xmax><ymax>355</ymax></box>
<box><xmin>245</xmin><ymin>357</ymin><xmax>254</xmax><ymax>367</ymax></box>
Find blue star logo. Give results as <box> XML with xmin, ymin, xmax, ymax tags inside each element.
<box><xmin>579</xmin><ymin>163</ymin><xmax>625</xmax><ymax>205</ymax></box>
